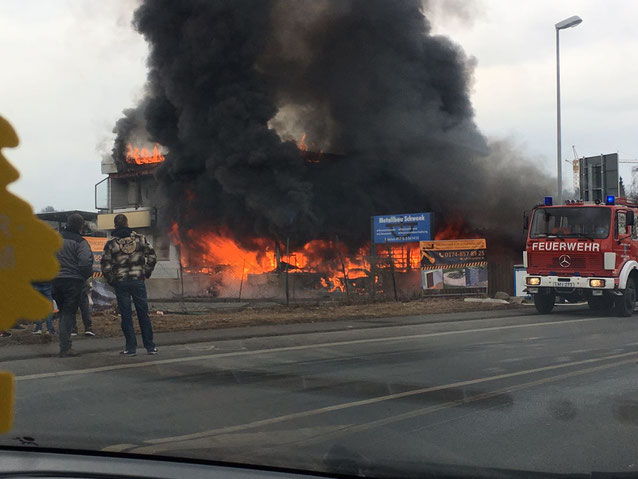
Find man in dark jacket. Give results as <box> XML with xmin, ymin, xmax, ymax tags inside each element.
<box><xmin>52</xmin><ymin>214</ymin><xmax>93</xmax><ymax>357</ymax></box>
<box><xmin>101</xmin><ymin>214</ymin><xmax>157</xmax><ymax>356</ymax></box>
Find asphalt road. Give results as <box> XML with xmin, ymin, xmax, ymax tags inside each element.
<box><xmin>3</xmin><ymin>305</ymin><xmax>638</xmax><ymax>476</ymax></box>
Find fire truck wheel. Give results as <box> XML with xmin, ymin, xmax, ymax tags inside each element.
<box><xmin>615</xmin><ymin>279</ymin><xmax>637</xmax><ymax>317</ymax></box>
<box><xmin>534</xmin><ymin>292</ymin><xmax>555</xmax><ymax>314</ymax></box>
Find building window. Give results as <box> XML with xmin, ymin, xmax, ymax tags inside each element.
<box><xmin>94</xmin><ymin>177</ymin><xmax>109</xmax><ymax>211</ymax></box>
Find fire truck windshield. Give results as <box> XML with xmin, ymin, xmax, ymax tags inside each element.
<box><xmin>530</xmin><ymin>206</ymin><xmax>611</xmax><ymax>239</ymax></box>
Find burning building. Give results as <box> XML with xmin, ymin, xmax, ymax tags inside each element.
<box><xmin>101</xmin><ymin>0</ymin><xmax>554</xmax><ymax>299</ymax></box>
<box><xmin>96</xmin><ymin>144</ymin><xmax>187</xmax><ymax>298</ymax></box>
<box><xmin>97</xmin><ymin>144</ymin><xmax>408</xmax><ymax>299</ymax></box>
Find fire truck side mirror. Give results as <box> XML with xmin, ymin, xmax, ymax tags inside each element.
<box><xmin>627</xmin><ymin>211</ymin><xmax>635</xmax><ymax>227</ymax></box>
<box><xmin>523</xmin><ymin>213</ymin><xmax>530</xmax><ymax>230</ymax></box>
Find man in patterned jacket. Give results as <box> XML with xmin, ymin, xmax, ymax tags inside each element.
<box><xmin>101</xmin><ymin>214</ymin><xmax>158</xmax><ymax>356</ymax></box>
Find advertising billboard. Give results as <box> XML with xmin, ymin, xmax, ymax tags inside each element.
<box><xmin>373</xmin><ymin>212</ymin><xmax>432</xmax><ymax>244</ymax></box>
<box><xmin>420</xmin><ymin>239</ymin><xmax>487</xmax><ymax>290</ymax></box>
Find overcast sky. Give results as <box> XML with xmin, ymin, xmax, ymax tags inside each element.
<box><xmin>2</xmin><ymin>0</ymin><xmax>637</xmax><ymax>212</ymax></box>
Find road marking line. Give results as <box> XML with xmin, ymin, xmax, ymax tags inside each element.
<box><xmin>126</xmin><ymin>354</ymin><xmax>638</xmax><ymax>455</ymax></box>
<box><xmin>210</xmin><ymin>357</ymin><xmax>638</xmax><ymax>461</ymax></box>
<box><xmin>291</xmin><ymin>356</ymin><xmax>638</xmax><ymax>447</ymax></box>
<box><xmin>14</xmin><ymin>316</ymin><xmax>608</xmax><ymax>382</ymax></box>
<box><xmin>101</xmin><ymin>443</ymin><xmax>138</xmax><ymax>452</ymax></box>
<box><xmin>141</xmin><ymin>348</ymin><xmax>638</xmax><ymax>446</ymax></box>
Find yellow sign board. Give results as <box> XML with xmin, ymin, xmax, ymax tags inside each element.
<box><xmin>420</xmin><ymin>238</ymin><xmax>488</xmax><ymax>272</ymax></box>
<box><xmin>420</xmin><ymin>239</ymin><xmax>486</xmax><ymax>251</ymax></box>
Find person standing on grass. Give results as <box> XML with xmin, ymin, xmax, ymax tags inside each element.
<box><xmin>100</xmin><ymin>214</ymin><xmax>157</xmax><ymax>357</ymax></box>
<box><xmin>52</xmin><ymin>214</ymin><xmax>93</xmax><ymax>357</ymax></box>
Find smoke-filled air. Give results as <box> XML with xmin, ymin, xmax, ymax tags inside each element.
<box><xmin>111</xmin><ymin>0</ymin><xmax>553</xmax><ymax>251</ymax></box>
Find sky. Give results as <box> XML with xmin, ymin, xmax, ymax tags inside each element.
<box><xmin>1</xmin><ymin>0</ymin><xmax>638</xmax><ymax>212</ymax></box>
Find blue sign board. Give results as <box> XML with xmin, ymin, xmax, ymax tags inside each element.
<box><xmin>373</xmin><ymin>212</ymin><xmax>432</xmax><ymax>244</ymax></box>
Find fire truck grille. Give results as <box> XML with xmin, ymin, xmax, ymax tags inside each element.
<box><xmin>529</xmin><ymin>253</ymin><xmax>603</xmax><ymax>272</ymax></box>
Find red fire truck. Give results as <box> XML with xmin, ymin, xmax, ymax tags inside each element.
<box><xmin>525</xmin><ymin>195</ymin><xmax>638</xmax><ymax>316</ymax></box>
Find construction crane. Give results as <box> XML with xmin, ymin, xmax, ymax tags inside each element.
<box><xmin>563</xmin><ymin>145</ymin><xmax>580</xmax><ymax>195</ymax></box>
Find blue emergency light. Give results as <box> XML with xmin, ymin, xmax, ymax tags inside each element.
<box><xmin>606</xmin><ymin>195</ymin><xmax>615</xmax><ymax>205</ymax></box>
<box><xmin>544</xmin><ymin>196</ymin><xmax>553</xmax><ymax>206</ymax></box>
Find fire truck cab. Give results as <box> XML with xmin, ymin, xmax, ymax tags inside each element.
<box><xmin>524</xmin><ymin>196</ymin><xmax>638</xmax><ymax>316</ymax></box>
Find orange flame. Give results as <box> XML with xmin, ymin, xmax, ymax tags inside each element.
<box><xmin>378</xmin><ymin>243</ymin><xmax>421</xmax><ymax>270</ymax></box>
<box><xmin>171</xmin><ymin>223</ymin><xmax>371</xmax><ymax>293</ymax></box>
<box><xmin>296</xmin><ymin>133</ymin><xmax>324</xmax><ymax>163</ymax></box>
<box><xmin>126</xmin><ymin>144</ymin><xmax>165</xmax><ymax>165</ymax></box>
<box><xmin>297</xmin><ymin>133</ymin><xmax>308</xmax><ymax>152</ymax></box>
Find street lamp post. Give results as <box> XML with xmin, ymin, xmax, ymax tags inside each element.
<box><xmin>555</xmin><ymin>15</ymin><xmax>582</xmax><ymax>205</ymax></box>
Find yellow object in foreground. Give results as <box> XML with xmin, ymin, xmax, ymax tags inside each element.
<box><xmin>0</xmin><ymin>116</ymin><xmax>61</xmax><ymax>329</ymax></box>
<box><xmin>0</xmin><ymin>116</ymin><xmax>62</xmax><ymax>433</ymax></box>
<box><xmin>0</xmin><ymin>373</ymin><xmax>14</xmax><ymax>432</ymax></box>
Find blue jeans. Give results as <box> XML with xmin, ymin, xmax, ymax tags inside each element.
<box><xmin>114</xmin><ymin>280</ymin><xmax>155</xmax><ymax>352</ymax></box>
<box><xmin>33</xmin><ymin>282</ymin><xmax>54</xmax><ymax>333</ymax></box>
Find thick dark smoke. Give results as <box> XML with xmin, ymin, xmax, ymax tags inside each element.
<box><xmin>112</xmin><ymin>0</ymin><xmax>552</xmax><ymax>249</ymax></box>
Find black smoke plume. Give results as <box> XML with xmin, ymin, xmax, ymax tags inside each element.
<box><xmin>112</xmin><ymin>0</ymin><xmax>552</xmax><ymax>249</ymax></box>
